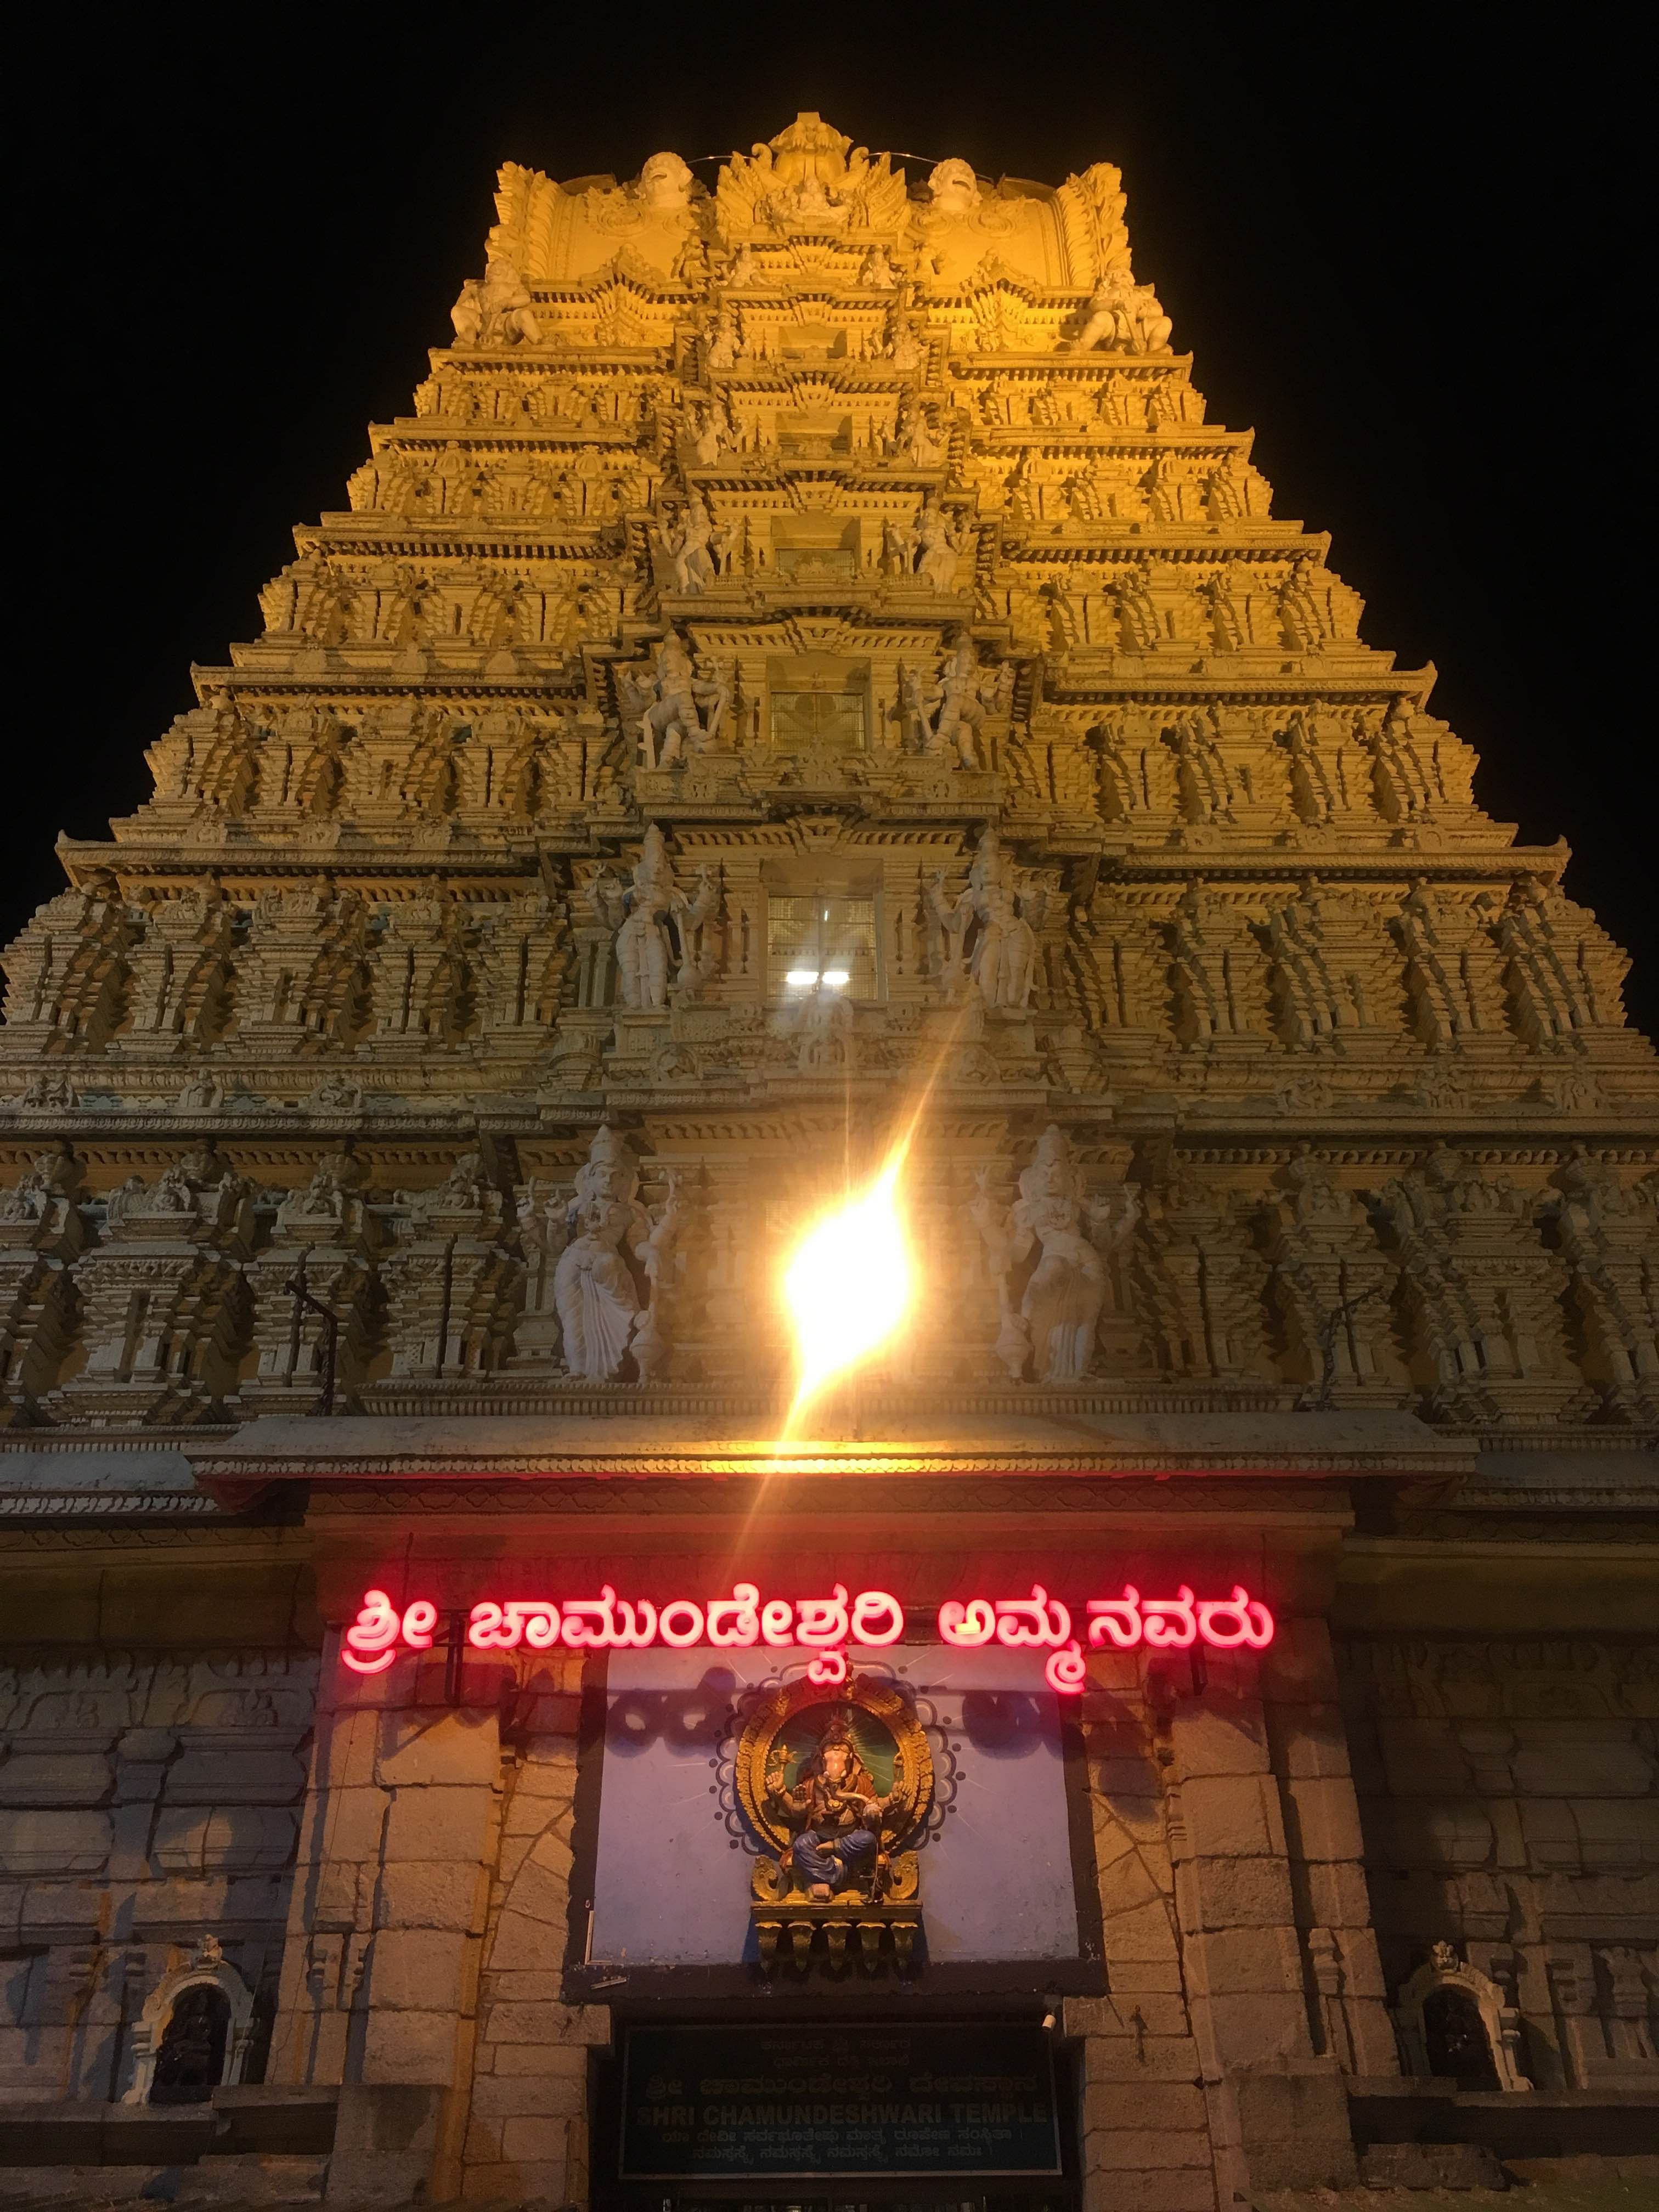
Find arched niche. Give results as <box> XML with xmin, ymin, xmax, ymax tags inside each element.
<box><xmin>121</xmin><ymin>1934</ymin><xmax>255</xmax><ymax>2107</ymax></box>
<box><xmin>1394</xmin><ymin>1942</ymin><xmax>1531</xmax><ymax>2094</ymax></box>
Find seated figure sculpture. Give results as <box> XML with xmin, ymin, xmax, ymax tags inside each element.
<box><xmin>764</xmin><ymin>1710</ymin><xmax>900</xmax><ymax>1900</ymax></box>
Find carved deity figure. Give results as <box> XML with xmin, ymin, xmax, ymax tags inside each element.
<box><xmin>795</xmin><ymin>984</ymin><xmax>854</xmax><ymax>1073</ymax></box>
<box><xmin>1071</xmin><ymin>265</ymin><xmax>1172</xmax><ymax>354</ymax></box>
<box><xmin>452</xmin><ymin>255</ymin><xmax>540</xmax><ymax>347</ymax></box>
<box><xmin>550</xmin><ymin>1127</ymin><xmax>682</xmax><ymax>1383</ymax></box>
<box><xmin>764</xmin><ymin>1709</ymin><xmax>900</xmax><ymax>1900</ymax></box>
<box><xmin>927</xmin><ymin>828</ymin><xmax>1046</xmax><ymax>1009</ymax></box>
<box><xmin>656</xmin><ymin>493</ymin><xmax>725</xmax><ymax>596</ymax></box>
<box><xmin>972</xmin><ymin>1127</ymin><xmax>1133</xmax><ymax>1384</ymax></box>
<box><xmin>590</xmin><ymin>824</ymin><xmax>719</xmax><ymax>1008</ymax></box>
<box><xmin>912</xmin><ymin>635</ymin><xmax>993</xmax><ymax>768</ymax></box>
<box><xmin>913</xmin><ymin>496</ymin><xmax>969</xmax><ymax>593</ymax></box>
<box><xmin>924</xmin><ymin>157</ymin><xmax>981</xmax><ymax>221</ymax></box>
<box><xmin>635</xmin><ymin>150</ymin><xmax>693</xmax><ymax>212</ymax></box>
<box><xmin>620</xmin><ymin>632</ymin><xmax>732</xmax><ymax>769</ymax></box>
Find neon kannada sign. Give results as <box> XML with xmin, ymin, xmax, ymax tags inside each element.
<box><xmin>342</xmin><ymin>1578</ymin><xmax>1273</xmax><ymax>1695</ymax></box>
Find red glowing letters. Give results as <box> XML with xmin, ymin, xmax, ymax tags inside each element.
<box><xmin>342</xmin><ymin>1577</ymin><xmax>1273</xmax><ymax>1692</ymax></box>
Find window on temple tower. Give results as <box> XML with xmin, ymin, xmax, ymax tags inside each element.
<box><xmin>769</xmin><ymin>689</ymin><xmax>867</xmax><ymax>749</ymax></box>
<box><xmin>765</xmin><ymin>647</ymin><xmax>868</xmax><ymax>752</ymax></box>
<box><xmin>765</xmin><ymin>891</ymin><xmax>881</xmax><ymax>1002</ymax></box>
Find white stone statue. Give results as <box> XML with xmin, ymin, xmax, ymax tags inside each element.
<box><xmin>916</xmin><ymin>635</ymin><xmax>994</xmax><ymax>768</ymax></box>
<box><xmin>1071</xmin><ymin>266</ymin><xmax>1172</xmax><ymax>354</ymax></box>
<box><xmin>658</xmin><ymin>492</ymin><xmax>730</xmax><ymax>596</ymax></box>
<box><xmin>590</xmin><ymin>824</ymin><xmax>719</xmax><ymax>1007</ymax></box>
<box><xmin>928</xmin><ymin>828</ymin><xmax>1046</xmax><ymax>1008</ymax></box>
<box><xmin>621</xmin><ymin>631</ymin><xmax>731</xmax><ymax>768</ymax></box>
<box><xmin>913</xmin><ymin>497</ymin><xmax>968</xmax><ymax>593</ymax></box>
<box><xmin>452</xmin><ymin>254</ymin><xmax>541</xmax><ymax>347</ymax></box>
<box><xmin>888</xmin><ymin>319</ymin><xmax>924</xmax><ymax>372</ymax></box>
<box><xmin>926</xmin><ymin>158</ymin><xmax>982</xmax><ymax>219</ymax></box>
<box><xmin>551</xmin><ymin>1127</ymin><xmax>683</xmax><ymax>1382</ymax></box>
<box><xmin>635</xmin><ymin>151</ymin><xmax>693</xmax><ymax>214</ymax></box>
<box><xmin>859</xmin><ymin>244</ymin><xmax>901</xmax><ymax>287</ymax></box>
<box><xmin>971</xmin><ymin>1127</ymin><xmax>1131</xmax><ymax>1383</ymax></box>
<box><xmin>703</xmin><ymin>304</ymin><xmax>740</xmax><ymax>370</ymax></box>
<box><xmin>690</xmin><ymin>402</ymin><xmax>730</xmax><ymax>466</ymax></box>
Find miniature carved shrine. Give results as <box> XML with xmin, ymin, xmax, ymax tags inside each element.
<box><xmin>0</xmin><ymin>112</ymin><xmax>1654</xmax><ymax>2211</ymax></box>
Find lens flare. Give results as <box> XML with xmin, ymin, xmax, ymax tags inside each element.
<box><xmin>782</xmin><ymin>1153</ymin><xmax>912</xmax><ymax>1428</ymax></box>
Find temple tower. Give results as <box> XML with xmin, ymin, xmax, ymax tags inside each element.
<box><xmin>1</xmin><ymin>114</ymin><xmax>1653</xmax><ymax>2211</ymax></box>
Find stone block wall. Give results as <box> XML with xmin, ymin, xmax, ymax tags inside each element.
<box><xmin>0</xmin><ymin>1647</ymin><xmax>315</xmax><ymax>2102</ymax></box>
<box><xmin>1073</xmin><ymin>1623</ymin><xmax>1399</xmax><ymax>2208</ymax></box>
<box><xmin>1338</xmin><ymin>1632</ymin><xmax>1659</xmax><ymax>2090</ymax></box>
<box><xmin>269</xmin><ymin>1644</ymin><xmax>607</xmax><ymax>2205</ymax></box>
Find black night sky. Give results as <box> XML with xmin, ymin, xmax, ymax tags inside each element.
<box><xmin>13</xmin><ymin>11</ymin><xmax>1654</xmax><ymax>1036</ymax></box>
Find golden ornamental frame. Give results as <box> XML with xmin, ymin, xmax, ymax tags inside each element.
<box><xmin>735</xmin><ymin>1671</ymin><xmax>934</xmax><ymax>1855</ymax></box>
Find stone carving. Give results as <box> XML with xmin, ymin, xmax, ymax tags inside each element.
<box><xmin>451</xmin><ymin>254</ymin><xmax>540</xmax><ymax>347</ymax></box>
<box><xmin>0</xmin><ymin>1147</ymin><xmax>86</xmax><ymax>1418</ymax></box>
<box><xmin>970</xmin><ymin>1126</ymin><xmax>1138</xmax><ymax>1384</ymax></box>
<box><xmin>928</xmin><ymin>829</ymin><xmax>1047</xmax><ymax>1009</ymax></box>
<box><xmin>716</xmin><ymin>114</ymin><xmax>909</xmax><ymax>245</ymax></box>
<box><xmin>1137</xmin><ymin>1173</ymin><xmax>1273</xmax><ymax>1384</ymax></box>
<box><xmin>1539</xmin><ymin>1150</ymin><xmax>1659</xmax><ymax>1421</ymax></box>
<box><xmin>1492</xmin><ymin>880</ymin><xmax>1622</xmax><ymax>1048</ymax></box>
<box><xmin>240</xmin><ymin>1153</ymin><xmax>382</xmax><ymax>1417</ymax></box>
<box><xmin>1263</xmin><ymin>879</ymin><xmax>1385</xmax><ymax>1049</ymax></box>
<box><xmin>590</xmin><ymin>826</ymin><xmax>720</xmax><ymax>1009</ymax></box>
<box><xmin>0</xmin><ymin>885</ymin><xmax>140</xmax><ymax>1049</ymax></box>
<box><xmin>1263</xmin><ymin>1151</ymin><xmax>1396</xmax><ymax>1406</ymax></box>
<box><xmin>1071</xmin><ymin>264</ymin><xmax>1173</xmax><ymax>354</ymax></box>
<box><xmin>549</xmin><ymin>1127</ymin><xmax>682</xmax><ymax>1383</ymax></box>
<box><xmin>1161</xmin><ymin>711</ymin><xmax>1233</xmax><ymax>822</ymax></box>
<box><xmin>899</xmin><ymin>635</ymin><xmax>1002</xmax><ymax>768</ymax></box>
<box><xmin>379</xmin><ymin>1151</ymin><xmax>523</xmax><ymax>1391</ymax></box>
<box><xmin>1373</xmin><ymin>1148</ymin><xmax>1575</xmax><ymax>1421</ymax></box>
<box><xmin>49</xmin><ymin>1147</ymin><xmax>255</xmax><ymax>1426</ymax></box>
<box><xmin>1165</xmin><ymin>885</ymin><xmax>1268</xmax><ymax>1046</ymax></box>
<box><xmin>618</xmin><ymin>634</ymin><xmax>732</xmax><ymax>768</ymax></box>
<box><xmin>654</xmin><ymin>492</ymin><xmax>729</xmax><ymax>596</ymax></box>
<box><xmin>1363</xmin><ymin>699</ymin><xmax>1441</xmax><ymax>825</ymax></box>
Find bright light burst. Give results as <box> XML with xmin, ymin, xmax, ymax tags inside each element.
<box><xmin>781</xmin><ymin>1152</ymin><xmax>913</xmax><ymax>1427</ymax></box>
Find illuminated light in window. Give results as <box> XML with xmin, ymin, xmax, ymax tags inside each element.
<box><xmin>785</xmin><ymin>968</ymin><xmax>820</xmax><ymax>989</ymax></box>
<box><xmin>821</xmin><ymin>969</ymin><xmax>850</xmax><ymax>988</ymax></box>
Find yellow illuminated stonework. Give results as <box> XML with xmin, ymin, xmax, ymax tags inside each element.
<box><xmin>0</xmin><ymin>110</ymin><xmax>1653</xmax><ymax>2212</ymax></box>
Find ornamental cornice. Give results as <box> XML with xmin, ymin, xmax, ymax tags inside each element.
<box><xmin>1046</xmin><ymin>678</ymin><xmax>1432</xmax><ymax>708</ymax></box>
<box><xmin>1007</xmin><ymin>534</ymin><xmax>1327</xmax><ymax>564</ymax></box>
<box><xmin>298</xmin><ymin>1475</ymin><xmax>1354</xmax><ymax>1523</ymax></box>
<box><xmin>187</xmin><ymin>1408</ymin><xmax>1472</xmax><ymax>1490</ymax></box>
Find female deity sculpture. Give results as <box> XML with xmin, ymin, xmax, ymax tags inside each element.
<box><xmin>551</xmin><ymin>1127</ymin><xmax>682</xmax><ymax>1383</ymax></box>
<box><xmin>971</xmin><ymin>1126</ymin><xmax>1119</xmax><ymax>1384</ymax></box>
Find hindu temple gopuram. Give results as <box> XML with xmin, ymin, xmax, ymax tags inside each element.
<box><xmin>1</xmin><ymin>113</ymin><xmax>1654</xmax><ymax>2210</ymax></box>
